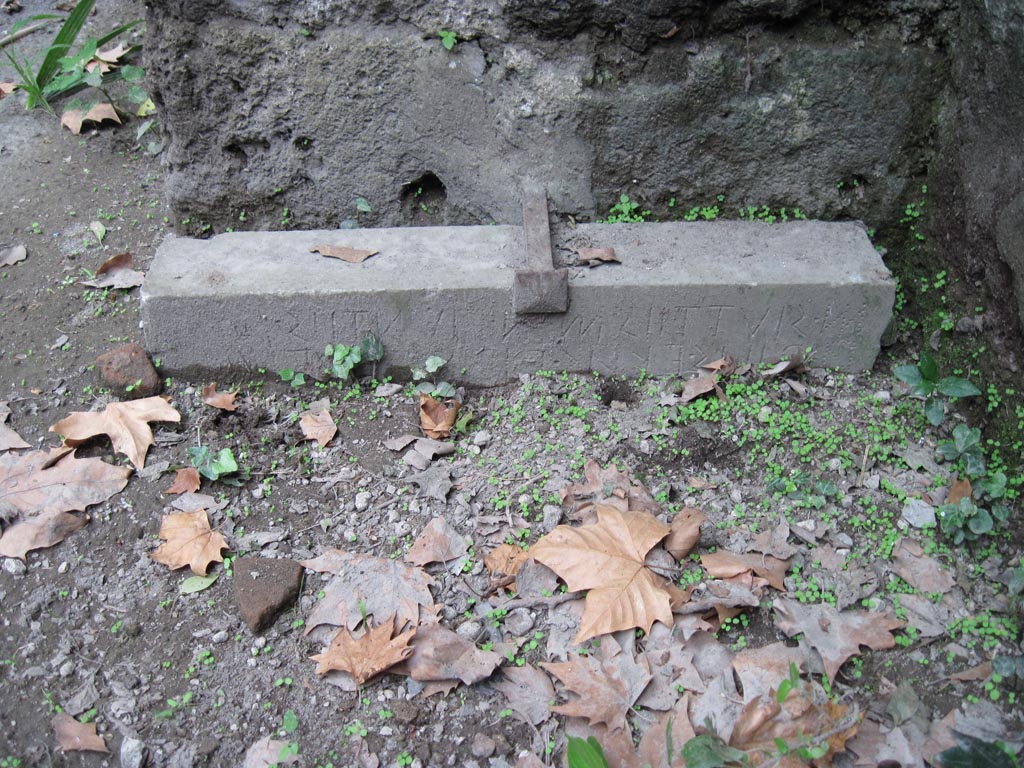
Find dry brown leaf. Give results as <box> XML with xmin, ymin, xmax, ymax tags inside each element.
<box><xmin>774</xmin><ymin>597</ymin><xmax>904</xmax><ymax>682</ymax></box>
<box><xmin>891</xmin><ymin>537</ymin><xmax>956</xmax><ymax>594</ymax></box>
<box><xmin>701</xmin><ymin>356</ymin><xmax>737</xmax><ymax>376</ymax></box>
<box><xmin>243</xmin><ymin>736</ymin><xmax>301</xmax><ymax>768</ymax></box>
<box><xmin>418</xmin><ymin>393</ymin><xmax>459</xmax><ymax>439</ymax></box>
<box><xmin>947</xmin><ymin>475</ymin><xmax>973</xmax><ymax>506</ymax></box>
<box><xmin>749</xmin><ymin>518</ymin><xmax>802</xmax><ymax>560</ymax></box>
<box><xmin>531</xmin><ymin>504</ymin><xmax>673</xmax><ymax>643</ymax></box>
<box><xmin>560</xmin><ymin>459</ymin><xmax>661</xmax><ymax>518</ymax></box>
<box><xmin>201</xmin><ymin>383</ymin><xmax>237</xmax><ymax>412</ymax></box>
<box><xmin>541</xmin><ymin>634</ymin><xmax>652</xmax><ymax>732</ymax></box>
<box><xmin>60</xmin><ymin>102</ymin><xmax>121</xmax><ymax>135</ymax></box>
<box><xmin>732</xmin><ymin>642</ymin><xmax>807</xmax><ymax>702</ymax></box>
<box><xmin>53</xmin><ymin>712</ymin><xmax>107</xmax><ymax>753</ymax></box>
<box><xmin>302</xmin><ymin>550</ymin><xmax>438</xmax><ymax>632</ymax></box>
<box><xmin>576</xmin><ymin>247</ymin><xmax>620</xmax><ymax>267</ymax></box>
<box><xmin>949</xmin><ymin>660</ymin><xmax>993</xmax><ymax>682</ymax></box>
<box><xmin>484</xmin><ymin>543</ymin><xmax>530</xmax><ymax>579</ymax></box>
<box><xmin>399</xmin><ymin>621</ymin><xmax>500</xmax><ymax>685</ymax></box>
<box><xmin>0</xmin><ymin>510</ymin><xmax>88</xmax><ymax>560</ymax></box>
<box><xmin>50</xmin><ymin>396</ymin><xmax>181</xmax><ymax>470</ymax></box>
<box><xmin>300</xmin><ymin>409</ymin><xmax>337</xmax><ymax>448</ymax></box>
<box><xmin>664</xmin><ymin>506</ymin><xmax>706</xmax><ymax>560</ymax></box>
<box><xmin>678</xmin><ymin>374</ymin><xmax>718</xmax><ymax>403</ymax></box>
<box><xmin>404</xmin><ymin>516</ymin><xmax>468</xmax><ymax>567</ymax></box>
<box><xmin>310</xmin><ymin>243</ymin><xmax>378</xmax><ymax>263</ymax></box>
<box><xmin>310</xmin><ymin>613</ymin><xmax>415</xmax><ymax>684</ymax></box>
<box><xmin>0</xmin><ymin>243</ymin><xmax>27</xmax><ymax>267</ymax></box>
<box><xmin>730</xmin><ymin>679</ymin><xmax>858</xmax><ymax>764</ymax></box>
<box><xmin>0</xmin><ymin>447</ymin><xmax>130</xmax><ymax>526</ymax></box>
<box><xmin>80</xmin><ymin>252</ymin><xmax>144</xmax><ymax>289</ymax></box>
<box><xmin>0</xmin><ymin>400</ymin><xmax>30</xmax><ymax>451</ymax></box>
<box><xmin>165</xmin><ymin>467</ymin><xmax>201</xmax><ymax>495</ymax></box>
<box><xmin>702</xmin><ymin>550</ymin><xmax>790</xmax><ymax>591</ymax></box>
<box><xmin>761</xmin><ymin>353</ymin><xmax>807</xmax><ymax>379</ymax></box>
<box><xmin>151</xmin><ymin>509</ymin><xmax>228</xmax><ymax>576</ymax></box>
<box><xmin>493</xmin><ymin>664</ymin><xmax>556</xmax><ymax>725</ymax></box>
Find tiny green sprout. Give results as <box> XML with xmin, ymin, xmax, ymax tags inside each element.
<box><xmin>438</xmin><ymin>29</ymin><xmax>457</xmax><ymax>50</ymax></box>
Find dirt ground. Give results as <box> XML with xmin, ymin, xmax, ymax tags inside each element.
<box><xmin>2</xmin><ymin>4</ymin><xmax>1023</xmax><ymax>768</ymax></box>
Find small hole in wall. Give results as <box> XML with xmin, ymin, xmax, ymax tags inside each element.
<box><xmin>400</xmin><ymin>172</ymin><xmax>448</xmax><ymax>225</ymax></box>
<box><xmin>294</xmin><ymin>136</ymin><xmax>314</xmax><ymax>151</ymax></box>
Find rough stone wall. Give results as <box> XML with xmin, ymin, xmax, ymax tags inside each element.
<box><xmin>145</xmin><ymin>0</ymin><xmax>1023</xmax><ymax>331</ymax></box>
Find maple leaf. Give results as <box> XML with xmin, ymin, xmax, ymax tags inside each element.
<box><xmin>53</xmin><ymin>712</ymin><xmax>107</xmax><ymax>753</ymax></box>
<box><xmin>0</xmin><ymin>448</ymin><xmax>130</xmax><ymax>557</ymax></box>
<box><xmin>310</xmin><ymin>613</ymin><xmax>415</xmax><ymax>684</ymax></box>
<box><xmin>60</xmin><ymin>102</ymin><xmax>121</xmax><ymax>135</ymax></box>
<box><xmin>0</xmin><ymin>400</ymin><xmax>30</xmax><ymax>450</ymax></box>
<box><xmin>201</xmin><ymin>383</ymin><xmax>237</xmax><ymax>411</ymax></box>
<box><xmin>399</xmin><ymin>622</ymin><xmax>500</xmax><ymax>685</ymax></box>
<box><xmin>531</xmin><ymin>504</ymin><xmax>673</xmax><ymax>643</ymax></box>
<box><xmin>576</xmin><ymin>247</ymin><xmax>620</xmax><ymax>267</ymax></box>
<box><xmin>165</xmin><ymin>467</ymin><xmax>201</xmax><ymax>495</ymax></box>
<box><xmin>560</xmin><ymin>459</ymin><xmax>662</xmax><ymax>520</ymax></box>
<box><xmin>541</xmin><ymin>634</ymin><xmax>652</xmax><ymax>732</ymax></box>
<box><xmin>891</xmin><ymin>537</ymin><xmax>956</xmax><ymax>594</ymax></box>
<box><xmin>0</xmin><ymin>243</ymin><xmax>27</xmax><ymax>268</ymax></box>
<box><xmin>701</xmin><ymin>550</ymin><xmax>791</xmax><ymax>591</ymax></box>
<box><xmin>493</xmin><ymin>664</ymin><xmax>556</xmax><ymax>725</ymax></box>
<box><xmin>299</xmin><ymin>409</ymin><xmax>337</xmax><ymax>448</ymax></box>
<box><xmin>309</xmin><ymin>243</ymin><xmax>378</xmax><ymax>263</ymax></box>
<box><xmin>419</xmin><ymin>393</ymin><xmax>459</xmax><ymax>439</ymax></box>
<box><xmin>80</xmin><ymin>252</ymin><xmax>144</xmax><ymax>289</ymax></box>
<box><xmin>302</xmin><ymin>550</ymin><xmax>438</xmax><ymax>632</ymax></box>
<box><xmin>151</xmin><ymin>509</ymin><xmax>228</xmax><ymax>576</ymax></box>
<box><xmin>664</xmin><ymin>506</ymin><xmax>706</xmax><ymax>560</ymax></box>
<box><xmin>484</xmin><ymin>542</ymin><xmax>530</xmax><ymax>588</ymax></box>
<box><xmin>678</xmin><ymin>373</ymin><xmax>720</xmax><ymax>403</ymax></box>
<box><xmin>404</xmin><ymin>516</ymin><xmax>468</xmax><ymax>567</ymax></box>
<box><xmin>50</xmin><ymin>396</ymin><xmax>181</xmax><ymax>470</ymax></box>
<box><xmin>774</xmin><ymin>597</ymin><xmax>904</xmax><ymax>682</ymax></box>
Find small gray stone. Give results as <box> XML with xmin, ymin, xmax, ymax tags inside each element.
<box><xmin>355</xmin><ymin>491</ymin><xmax>372</xmax><ymax>511</ymax></box>
<box><xmin>902</xmin><ymin>498</ymin><xmax>936</xmax><ymax>529</ymax></box>
<box><xmin>541</xmin><ymin>504</ymin><xmax>562</xmax><ymax>532</ymax></box>
<box><xmin>471</xmin><ymin>733</ymin><xmax>496</xmax><ymax>759</ymax></box>
<box><xmin>2</xmin><ymin>558</ymin><xmax>26</xmax><ymax>576</ymax></box>
<box><xmin>872</xmin><ymin>390</ymin><xmax>891</xmax><ymax>403</ymax></box>
<box><xmin>504</xmin><ymin>608</ymin><xmax>534</xmax><ymax>636</ymax></box>
<box><xmin>233</xmin><ymin>557</ymin><xmax>304</xmax><ymax>633</ymax></box>
<box><xmin>456</xmin><ymin>621</ymin><xmax>482</xmax><ymax>642</ymax></box>
<box><xmin>120</xmin><ymin>737</ymin><xmax>147</xmax><ymax>768</ymax></box>
<box><xmin>473</xmin><ymin>430</ymin><xmax>491</xmax><ymax>448</ymax></box>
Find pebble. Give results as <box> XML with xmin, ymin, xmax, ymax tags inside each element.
<box><xmin>872</xmin><ymin>390</ymin><xmax>891</xmax><ymax>403</ymax></box>
<box><xmin>473</xmin><ymin>430</ymin><xmax>491</xmax><ymax>448</ymax></box>
<box><xmin>504</xmin><ymin>608</ymin><xmax>534</xmax><ymax>636</ymax></box>
<box><xmin>211</xmin><ymin>630</ymin><xmax>229</xmax><ymax>643</ymax></box>
<box><xmin>541</xmin><ymin>505</ymin><xmax>562</xmax><ymax>532</ymax></box>
<box><xmin>471</xmin><ymin>733</ymin><xmax>496</xmax><ymax>759</ymax></box>
<box><xmin>902</xmin><ymin>498</ymin><xmax>936</xmax><ymax>528</ymax></box>
<box><xmin>355</xmin><ymin>491</ymin><xmax>372</xmax><ymax>511</ymax></box>
<box><xmin>456</xmin><ymin>621</ymin><xmax>482</xmax><ymax>641</ymax></box>
<box><xmin>3</xmin><ymin>559</ymin><xmax>26</xmax><ymax>576</ymax></box>
<box><xmin>863</xmin><ymin>474</ymin><xmax>881</xmax><ymax>490</ymax></box>
<box><xmin>120</xmin><ymin>737</ymin><xmax>147</xmax><ymax>768</ymax></box>
<box><xmin>729</xmin><ymin>489</ymin><xmax>742</xmax><ymax>504</ymax></box>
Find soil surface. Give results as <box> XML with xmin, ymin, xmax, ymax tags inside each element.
<box><xmin>1</xmin><ymin>5</ymin><xmax>1023</xmax><ymax>768</ymax></box>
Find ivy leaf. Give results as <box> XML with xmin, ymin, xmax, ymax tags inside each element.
<box><xmin>936</xmin><ymin>732</ymin><xmax>1019</xmax><ymax>768</ymax></box>
<box><xmin>680</xmin><ymin>734</ymin><xmax>747</xmax><ymax>768</ymax></box>
<box><xmin>566</xmin><ymin>737</ymin><xmax>610</xmax><ymax>768</ymax></box>
<box><xmin>937</xmin><ymin>377</ymin><xmax>981</xmax><ymax>398</ymax></box>
<box><xmin>924</xmin><ymin>396</ymin><xmax>945</xmax><ymax>426</ymax></box>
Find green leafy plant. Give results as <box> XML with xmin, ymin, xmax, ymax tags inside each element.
<box><xmin>566</xmin><ymin>736</ymin><xmax>609</xmax><ymax>768</ymax></box>
<box><xmin>680</xmin><ymin>733</ymin><xmax>747</xmax><ymax>768</ymax></box>
<box><xmin>894</xmin><ymin>353</ymin><xmax>981</xmax><ymax>425</ymax></box>
<box><xmin>413</xmin><ymin>355</ymin><xmax>455</xmax><ymax>398</ymax></box>
<box><xmin>438</xmin><ymin>29</ymin><xmax>457</xmax><ymax>51</ymax></box>
<box><xmin>937</xmin><ymin>424</ymin><xmax>986</xmax><ymax>476</ymax></box>
<box><xmin>936</xmin><ymin>731</ymin><xmax>1020</xmax><ymax>768</ymax></box>
<box><xmin>360</xmin><ymin>332</ymin><xmax>384</xmax><ymax>378</ymax></box>
<box><xmin>279</xmin><ymin>368</ymin><xmax>305</xmax><ymax>388</ymax></box>
<box><xmin>4</xmin><ymin>0</ymin><xmax>143</xmax><ymax>114</ymax></box>
<box><xmin>936</xmin><ymin>495</ymin><xmax>1008</xmax><ymax>545</ymax></box>
<box><xmin>325</xmin><ymin>343</ymin><xmax>361</xmax><ymax>381</ymax></box>
<box><xmin>598</xmin><ymin>194</ymin><xmax>650</xmax><ymax>224</ymax></box>
<box><xmin>187</xmin><ymin>446</ymin><xmax>245</xmax><ymax>485</ymax></box>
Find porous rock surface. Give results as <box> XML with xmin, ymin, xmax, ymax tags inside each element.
<box><xmin>145</xmin><ymin>0</ymin><xmax>1024</xmax><ymax>332</ymax></box>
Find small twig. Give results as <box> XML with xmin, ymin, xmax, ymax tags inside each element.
<box><xmin>494</xmin><ymin>591</ymin><xmax>579</xmax><ymax>611</ymax></box>
<box><xmin>0</xmin><ymin>21</ymin><xmax>47</xmax><ymax>50</ymax></box>
<box><xmin>856</xmin><ymin>443</ymin><xmax>870</xmax><ymax>487</ymax></box>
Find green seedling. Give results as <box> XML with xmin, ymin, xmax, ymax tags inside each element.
<box><xmin>360</xmin><ymin>332</ymin><xmax>384</xmax><ymax>378</ymax></box>
<box><xmin>188</xmin><ymin>445</ymin><xmax>244</xmax><ymax>485</ymax></box>
<box><xmin>354</xmin><ymin>196</ymin><xmax>372</xmax><ymax>213</ymax></box>
<box><xmin>937</xmin><ymin>424</ymin><xmax>985</xmax><ymax>476</ymax></box>
<box><xmin>566</xmin><ymin>736</ymin><xmax>609</xmax><ymax>768</ymax></box>
<box><xmin>894</xmin><ymin>353</ymin><xmax>980</xmax><ymax>425</ymax></box>
<box><xmin>438</xmin><ymin>29</ymin><xmax>457</xmax><ymax>51</ymax></box>
<box><xmin>413</xmin><ymin>355</ymin><xmax>455</xmax><ymax>397</ymax></box>
<box><xmin>598</xmin><ymin>194</ymin><xmax>650</xmax><ymax>223</ymax></box>
<box><xmin>279</xmin><ymin>368</ymin><xmax>306</xmax><ymax>388</ymax></box>
<box><xmin>325</xmin><ymin>343</ymin><xmax>361</xmax><ymax>381</ymax></box>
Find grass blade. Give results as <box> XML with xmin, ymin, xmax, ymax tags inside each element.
<box><xmin>32</xmin><ymin>0</ymin><xmax>96</xmax><ymax>103</ymax></box>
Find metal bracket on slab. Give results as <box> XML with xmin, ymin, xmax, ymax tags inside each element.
<box><xmin>513</xmin><ymin>181</ymin><xmax>569</xmax><ymax>314</ymax></box>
